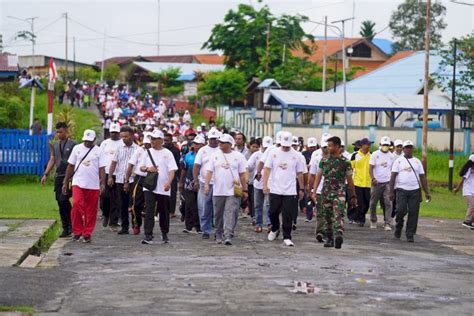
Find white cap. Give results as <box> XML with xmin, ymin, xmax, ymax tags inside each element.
<box><xmin>280</xmin><ymin>131</ymin><xmax>293</xmax><ymax>147</ymax></box>
<box><xmin>380</xmin><ymin>136</ymin><xmax>391</xmax><ymax>145</ymax></box>
<box><xmin>150</xmin><ymin>130</ymin><xmax>164</xmax><ymax>139</ymax></box>
<box><xmin>143</xmin><ymin>132</ymin><xmax>151</xmax><ymax>144</ymax></box>
<box><xmin>262</xmin><ymin>136</ymin><xmax>273</xmax><ymax>148</ymax></box>
<box><xmin>219</xmin><ymin>133</ymin><xmax>235</xmax><ymax>146</ymax></box>
<box><xmin>201</xmin><ymin>122</ymin><xmax>206</xmax><ymax>126</ymax></box>
<box><xmin>394</xmin><ymin>139</ymin><xmax>404</xmax><ymax>147</ymax></box>
<box><xmin>208</xmin><ymin>128</ymin><xmax>220</xmax><ymax>139</ymax></box>
<box><xmin>403</xmin><ymin>140</ymin><xmax>414</xmax><ymax>148</ymax></box>
<box><xmin>320</xmin><ymin>133</ymin><xmax>331</xmax><ymax>144</ymax></box>
<box><xmin>275</xmin><ymin>131</ymin><xmax>284</xmax><ymax>145</ymax></box>
<box><xmin>172</xmin><ymin>136</ymin><xmax>178</xmax><ymax>143</ymax></box>
<box><xmin>82</xmin><ymin>129</ymin><xmax>96</xmax><ymax>141</ymax></box>
<box><xmin>292</xmin><ymin>136</ymin><xmax>299</xmax><ymax>146</ymax></box>
<box><xmin>469</xmin><ymin>154</ymin><xmax>474</xmax><ymax>162</ymax></box>
<box><xmin>321</xmin><ymin>140</ymin><xmax>328</xmax><ymax>147</ymax></box>
<box><xmin>193</xmin><ymin>135</ymin><xmax>206</xmax><ymax>144</ymax></box>
<box><xmin>197</xmin><ymin>126</ymin><xmax>202</xmax><ymax>132</ymax></box>
<box><xmin>307</xmin><ymin>137</ymin><xmax>317</xmax><ymax>147</ymax></box>
<box><xmin>110</xmin><ymin>123</ymin><xmax>120</xmax><ymax>133</ymax></box>
<box><xmin>341</xmin><ymin>140</ymin><xmax>345</xmax><ymax>147</ymax></box>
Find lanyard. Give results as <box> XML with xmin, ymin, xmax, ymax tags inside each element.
<box><xmin>59</xmin><ymin>139</ymin><xmax>69</xmax><ymax>159</ymax></box>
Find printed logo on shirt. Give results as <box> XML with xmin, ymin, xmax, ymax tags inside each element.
<box><xmin>82</xmin><ymin>160</ymin><xmax>91</xmax><ymax>167</ymax></box>
<box><xmin>279</xmin><ymin>162</ymin><xmax>288</xmax><ymax>170</ymax></box>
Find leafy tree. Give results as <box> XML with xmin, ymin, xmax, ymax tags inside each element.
<box><xmin>198</xmin><ymin>69</ymin><xmax>246</xmax><ymax>106</ymax></box>
<box><xmin>433</xmin><ymin>34</ymin><xmax>474</xmax><ymax>112</ymax></box>
<box><xmin>360</xmin><ymin>20</ymin><xmax>376</xmax><ymax>42</ymax></box>
<box><xmin>150</xmin><ymin>67</ymin><xmax>184</xmax><ymax>97</ymax></box>
<box><xmin>103</xmin><ymin>63</ymin><xmax>120</xmax><ymax>82</ymax></box>
<box><xmin>389</xmin><ymin>0</ymin><xmax>446</xmax><ymax>52</ymax></box>
<box><xmin>0</xmin><ymin>95</ymin><xmax>24</xmax><ymax>128</ymax></box>
<box><xmin>76</xmin><ymin>66</ymin><xmax>99</xmax><ymax>83</ymax></box>
<box><xmin>202</xmin><ymin>2</ymin><xmax>313</xmax><ymax>79</ymax></box>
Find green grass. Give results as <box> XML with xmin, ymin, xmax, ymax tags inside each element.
<box><xmin>36</xmin><ymin>220</ymin><xmax>61</xmax><ymax>253</ymax></box>
<box><xmin>411</xmin><ymin>149</ymin><xmax>466</xmax><ymax>184</ymax></box>
<box><xmin>420</xmin><ymin>186</ymin><xmax>466</xmax><ymax>219</ymax></box>
<box><xmin>0</xmin><ymin>306</ymin><xmax>34</xmax><ymax>314</ymax></box>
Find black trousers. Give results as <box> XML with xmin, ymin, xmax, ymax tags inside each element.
<box><xmin>116</xmin><ymin>183</ymin><xmax>130</xmax><ymax>231</ymax></box>
<box><xmin>54</xmin><ymin>176</ymin><xmax>72</xmax><ymax>232</ymax></box>
<box><xmin>395</xmin><ymin>188</ymin><xmax>421</xmax><ymax>238</ymax></box>
<box><xmin>144</xmin><ymin>191</ymin><xmax>170</xmax><ymax>236</ymax></box>
<box><xmin>101</xmin><ymin>174</ymin><xmax>119</xmax><ymax>225</ymax></box>
<box><xmin>129</xmin><ymin>176</ymin><xmax>145</xmax><ymax>228</ymax></box>
<box><xmin>183</xmin><ymin>189</ymin><xmax>199</xmax><ymax>231</ymax></box>
<box><xmin>248</xmin><ymin>184</ymin><xmax>255</xmax><ymax>218</ymax></box>
<box><xmin>169</xmin><ymin>179</ymin><xmax>178</xmax><ymax>214</ymax></box>
<box><xmin>269</xmin><ymin>194</ymin><xmax>297</xmax><ymax>240</ymax></box>
<box><xmin>355</xmin><ymin>186</ymin><xmax>371</xmax><ymax>223</ymax></box>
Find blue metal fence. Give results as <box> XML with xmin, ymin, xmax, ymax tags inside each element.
<box><xmin>0</xmin><ymin>129</ymin><xmax>52</xmax><ymax>176</ymax></box>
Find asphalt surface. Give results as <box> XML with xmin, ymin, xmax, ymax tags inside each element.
<box><xmin>1</xmin><ymin>215</ymin><xmax>473</xmax><ymax>315</ymax></box>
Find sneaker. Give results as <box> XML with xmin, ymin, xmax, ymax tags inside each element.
<box><xmin>224</xmin><ymin>238</ymin><xmax>232</xmax><ymax>246</ymax></box>
<box><xmin>384</xmin><ymin>224</ymin><xmax>392</xmax><ymax>231</ymax></box>
<box><xmin>182</xmin><ymin>228</ymin><xmax>192</xmax><ymax>234</ymax></box>
<box><xmin>109</xmin><ymin>225</ymin><xmax>119</xmax><ymax>232</ymax></box>
<box><xmin>141</xmin><ymin>235</ymin><xmax>153</xmax><ymax>245</ymax></box>
<box><xmin>133</xmin><ymin>227</ymin><xmax>140</xmax><ymax>235</ymax></box>
<box><xmin>292</xmin><ymin>224</ymin><xmax>297</xmax><ymax>231</ymax></box>
<box><xmin>304</xmin><ymin>218</ymin><xmax>314</xmax><ymax>223</ymax></box>
<box><xmin>202</xmin><ymin>233</ymin><xmax>210</xmax><ymax>239</ymax></box>
<box><xmin>161</xmin><ymin>234</ymin><xmax>169</xmax><ymax>243</ymax></box>
<box><xmin>348</xmin><ymin>220</ymin><xmax>355</xmax><ymax>225</ymax></box>
<box><xmin>255</xmin><ymin>226</ymin><xmax>263</xmax><ymax>233</ymax></box>
<box><xmin>59</xmin><ymin>230</ymin><xmax>71</xmax><ymax>238</ymax></box>
<box><xmin>102</xmin><ymin>216</ymin><xmax>109</xmax><ymax>228</ymax></box>
<box><xmin>462</xmin><ymin>221</ymin><xmax>473</xmax><ymax>229</ymax></box>
<box><xmin>117</xmin><ymin>229</ymin><xmax>129</xmax><ymax>235</ymax></box>
<box><xmin>358</xmin><ymin>222</ymin><xmax>365</xmax><ymax>227</ymax></box>
<box><xmin>154</xmin><ymin>216</ymin><xmax>159</xmax><ymax>222</ymax></box>
<box><xmin>283</xmin><ymin>239</ymin><xmax>294</xmax><ymax>247</ymax></box>
<box><xmin>370</xmin><ymin>222</ymin><xmax>377</xmax><ymax>229</ymax></box>
<box><xmin>324</xmin><ymin>239</ymin><xmax>334</xmax><ymax>248</ymax></box>
<box><xmin>394</xmin><ymin>227</ymin><xmax>402</xmax><ymax>239</ymax></box>
<box><xmin>335</xmin><ymin>236</ymin><xmax>343</xmax><ymax>249</ymax></box>
<box><xmin>407</xmin><ymin>236</ymin><xmax>414</xmax><ymax>243</ymax></box>
<box><xmin>72</xmin><ymin>235</ymin><xmax>81</xmax><ymax>242</ymax></box>
<box><xmin>83</xmin><ymin>236</ymin><xmax>91</xmax><ymax>243</ymax></box>
<box><xmin>268</xmin><ymin>230</ymin><xmax>280</xmax><ymax>241</ymax></box>
<box><xmin>316</xmin><ymin>234</ymin><xmax>324</xmax><ymax>243</ymax></box>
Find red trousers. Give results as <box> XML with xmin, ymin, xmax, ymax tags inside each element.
<box><xmin>71</xmin><ymin>186</ymin><xmax>100</xmax><ymax>238</ymax></box>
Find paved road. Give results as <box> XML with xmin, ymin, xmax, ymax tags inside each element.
<box><xmin>1</xmin><ymin>215</ymin><xmax>473</xmax><ymax>315</ymax></box>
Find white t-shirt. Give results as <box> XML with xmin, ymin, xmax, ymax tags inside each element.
<box><xmin>194</xmin><ymin>145</ymin><xmax>220</xmax><ymax>184</ymax></box>
<box><xmin>369</xmin><ymin>149</ymin><xmax>396</xmax><ymax>183</ymax></box>
<box><xmin>260</xmin><ymin>145</ymin><xmax>276</xmax><ymax>164</ymax></box>
<box><xmin>112</xmin><ymin>107</ymin><xmax>122</xmax><ymax>121</ymax></box>
<box><xmin>391</xmin><ymin>156</ymin><xmax>424</xmax><ymax>191</ymax></box>
<box><xmin>100</xmin><ymin>139</ymin><xmax>123</xmax><ymax>174</ymax></box>
<box><xmin>248</xmin><ymin>150</ymin><xmax>264</xmax><ymax>189</ymax></box>
<box><xmin>298</xmin><ymin>151</ymin><xmax>308</xmax><ymax>174</ymax></box>
<box><xmin>207</xmin><ymin>150</ymin><xmax>247</xmax><ymax>196</ymax></box>
<box><xmin>264</xmin><ymin>147</ymin><xmax>306</xmax><ymax>195</ymax></box>
<box><xmin>68</xmin><ymin>143</ymin><xmax>105</xmax><ymax>190</ymax></box>
<box><xmin>128</xmin><ymin>146</ymin><xmax>147</xmax><ymax>177</ymax></box>
<box><xmin>309</xmin><ymin>154</ymin><xmax>324</xmax><ymax>194</ymax></box>
<box><xmin>463</xmin><ymin>167</ymin><xmax>474</xmax><ymax>196</ymax></box>
<box><xmin>143</xmin><ymin>147</ymin><xmax>178</xmax><ymax>196</ymax></box>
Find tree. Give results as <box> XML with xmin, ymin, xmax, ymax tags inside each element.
<box><xmin>198</xmin><ymin>69</ymin><xmax>246</xmax><ymax>106</ymax></box>
<box><xmin>433</xmin><ymin>34</ymin><xmax>474</xmax><ymax>113</ymax></box>
<box><xmin>150</xmin><ymin>67</ymin><xmax>184</xmax><ymax>97</ymax></box>
<box><xmin>202</xmin><ymin>2</ymin><xmax>313</xmax><ymax>79</ymax></box>
<box><xmin>103</xmin><ymin>63</ymin><xmax>120</xmax><ymax>82</ymax></box>
<box><xmin>360</xmin><ymin>20</ymin><xmax>376</xmax><ymax>42</ymax></box>
<box><xmin>389</xmin><ymin>0</ymin><xmax>446</xmax><ymax>52</ymax></box>
<box><xmin>76</xmin><ymin>66</ymin><xmax>99</xmax><ymax>83</ymax></box>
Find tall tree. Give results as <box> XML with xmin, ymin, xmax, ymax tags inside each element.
<box><xmin>389</xmin><ymin>0</ymin><xmax>446</xmax><ymax>52</ymax></box>
<box><xmin>360</xmin><ymin>20</ymin><xmax>376</xmax><ymax>42</ymax></box>
<box><xmin>198</xmin><ymin>69</ymin><xmax>246</xmax><ymax>106</ymax></box>
<box><xmin>202</xmin><ymin>3</ymin><xmax>313</xmax><ymax>79</ymax></box>
<box><xmin>151</xmin><ymin>67</ymin><xmax>184</xmax><ymax>97</ymax></box>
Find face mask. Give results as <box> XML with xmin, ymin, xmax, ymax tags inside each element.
<box><xmin>381</xmin><ymin>145</ymin><xmax>389</xmax><ymax>153</ymax></box>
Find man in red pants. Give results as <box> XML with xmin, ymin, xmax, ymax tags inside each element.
<box><xmin>63</xmin><ymin>129</ymin><xmax>106</xmax><ymax>243</ymax></box>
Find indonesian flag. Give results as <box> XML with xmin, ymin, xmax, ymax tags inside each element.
<box><xmin>48</xmin><ymin>57</ymin><xmax>57</xmax><ymax>83</ymax></box>
<box><xmin>47</xmin><ymin>57</ymin><xmax>56</xmax><ymax>135</ymax></box>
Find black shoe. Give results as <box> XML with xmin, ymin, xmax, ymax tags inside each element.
<box><xmin>202</xmin><ymin>233</ymin><xmax>210</xmax><ymax>239</ymax></box>
<box><xmin>324</xmin><ymin>239</ymin><xmax>334</xmax><ymax>248</ymax></box>
<box><xmin>59</xmin><ymin>230</ymin><xmax>72</xmax><ymax>238</ymax></box>
<box><xmin>462</xmin><ymin>221</ymin><xmax>473</xmax><ymax>229</ymax></box>
<box><xmin>316</xmin><ymin>234</ymin><xmax>324</xmax><ymax>243</ymax></box>
<box><xmin>224</xmin><ymin>238</ymin><xmax>232</xmax><ymax>246</ymax></box>
<box><xmin>358</xmin><ymin>222</ymin><xmax>365</xmax><ymax>227</ymax></box>
<box><xmin>394</xmin><ymin>228</ymin><xmax>402</xmax><ymax>239</ymax></box>
<box><xmin>292</xmin><ymin>224</ymin><xmax>297</xmax><ymax>231</ymax></box>
<box><xmin>102</xmin><ymin>216</ymin><xmax>109</xmax><ymax>228</ymax></box>
<box><xmin>118</xmin><ymin>229</ymin><xmax>129</xmax><ymax>235</ymax></box>
<box><xmin>407</xmin><ymin>236</ymin><xmax>414</xmax><ymax>243</ymax></box>
<box><xmin>335</xmin><ymin>236</ymin><xmax>343</xmax><ymax>249</ymax></box>
<box><xmin>72</xmin><ymin>235</ymin><xmax>81</xmax><ymax>242</ymax></box>
<box><xmin>141</xmin><ymin>235</ymin><xmax>153</xmax><ymax>245</ymax></box>
<box><xmin>162</xmin><ymin>234</ymin><xmax>169</xmax><ymax>243</ymax></box>
<box><xmin>83</xmin><ymin>236</ymin><xmax>91</xmax><ymax>243</ymax></box>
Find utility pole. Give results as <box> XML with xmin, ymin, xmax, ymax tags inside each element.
<box><xmin>422</xmin><ymin>0</ymin><xmax>431</xmax><ymax>172</ymax></box>
<box><xmin>64</xmin><ymin>12</ymin><xmax>68</xmax><ymax>83</ymax></box>
<box><xmin>322</xmin><ymin>16</ymin><xmax>327</xmax><ymax>123</ymax></box>
<box><xmin>282</xmin><ymin>43</ymin><xmax>286</xmax><ymax>63</ymax></box>
<box><xmin>100</xmin><ymin>29</ymin><xmax>106</xmax><ymax>83</ymax></box>
<box><xmin>73</xmin><ymin>36</ymin><xmax>76</xmax><ymax>80</ymax></box>
<box><xmin>265</xmin><ymin>23</ymin><xmax>271</xmax><ymax>73</ymax></box>
<box><xmin>448</xmin><ymin>39</ymin><xmax>457</xmax><ymax>191</ymax></box>
<box><xmin>157</xmin><ymin>0</ymin><xmax>161</xmax><ymax>55</ymax></box>
<box><xmin>30</xmin><ymin>17</ymin><xmax>37</xmax><ymax>77</ymax></box>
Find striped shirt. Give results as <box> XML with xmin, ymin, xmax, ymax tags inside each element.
<box><xmin>112</xmin><ymin>143</ymin><xmax>139</xmax><ymax>184</ymax></box>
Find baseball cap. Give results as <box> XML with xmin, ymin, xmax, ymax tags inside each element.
<box><xmin>360</xmin><ymin>138</ymin><xmax>374</xmax><ymax>146</ymax></box>
<box><xmin>275</xmin><ymin>131</ymin><xmax>284</xmax><ymax>145</ymax></box>
<box><xmin>262</xmin><ymin>136</ymin><xmax>273</xmax><ymax>148</ymax></box>
<box><xmin>321</xmin><ymin>139</ymin><xmax>328</xmax><ymax>148</ymax></box>
<box><xmin>320</xmin><ymin>133</ymin><xmax>331</xmax><ymax>144</ymax></box>
<box><xmin>280</xmin><ymin>131</ymin><xmax>293</xmax><ymax>147</ymax></box>
<box><xmin>208</xmin><ymin>128</ymin><xmax>220</xmax><ymax>139</ymax></box>
<box><xmin>469</xmin><ymin>154</ymin><xmax>474</xmax><ymax>162</ymax></box>
<box><xmin>403</xmin><ymin>140</ymin><xmax>414</xmax><ymax>148</ymax></box>
<box><xmin>292</xmin><ymin>136</ymin><xmax>299</xmax><ymax>146</ymax></box>
<box><xmin>394</xmin><ymin>139</ymin><xmax>404</xmax><ymax>147</ymax></box>
<box><xmin>143</xmin><ymin>132</ymin><xmax>151</xmax><ymax>144</ymax></box>
<box><xmin>150</xmin><ymin>130</ymin><xmax>164</xmax><ymax>139</ymax></box>
<box><xmin>110</xmin><ymin>123</ymin><xmax>120</xmax><ymax>133</ymax></box>
<box><xmin>201</xmin><ymin>122</ymin><xmax>206</xmax><ymax>127</ymax></box>
<box><xmin>193</xmin><ymin>135</ymin><xmax>206</xmax><ymax>145</ymax></box>
<box><xmin>380</xmin><ymin>136</ymin><xmax>391</xmax><ymax>146</ymax></box>
<box><xmin>352</xmin><ymin>140</ymin><xmax>362</xmax><ymax>147</ymax></box>
<box><xmin>82</xmin><ymin>129</ymin><xmax>96</xmax><ymax>141</ymax></box>
<box><xmin>341</xmin><ymin>140</ymin><xmax>345</xmax><ymax>147</ymax></box>
<box><xmin>307</xmin><ymin>137</ymin><xmax>317</xmax><ymax>147</ymax></box>
<box><xmin>219</xmin><ymin>133</ymin><xmax>235</xmax><ymax>146</ymax></box>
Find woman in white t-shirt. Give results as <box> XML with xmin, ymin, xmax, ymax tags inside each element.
<box><xmin>454</xmin><ymin>154</ymin><xmax>474</xmax><ymax>229</ymax></box>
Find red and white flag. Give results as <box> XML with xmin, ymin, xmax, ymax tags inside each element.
<box><xmin>47</xmin><ymin>57</ymin><xmax>57</xmax><ymax>135</ymax></box>
<box><xmin>49</xmin><ymin>57</ymin><xmax>57</xmax><ymax>83</ymax></box>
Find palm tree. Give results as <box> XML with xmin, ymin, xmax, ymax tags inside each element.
<box><xmin>360</xmin><ymin>20</ymin><xmax>376</xmax><ymax>42</ymax></box>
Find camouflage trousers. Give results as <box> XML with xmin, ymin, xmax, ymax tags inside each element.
<box><xmin>322</xmin><ymin>193</ymin><xmax>346</xmax><ymax>236</ymax></box>
<box><xmin>315</xmin><ymin>194</ymin><xmax>326</xmax><ymax>236</ymax></box>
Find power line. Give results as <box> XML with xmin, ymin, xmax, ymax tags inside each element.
<box><xmin>35</xmin><ymin>15</ymin><xmax>63</xmax><ymax>34</ymax></box>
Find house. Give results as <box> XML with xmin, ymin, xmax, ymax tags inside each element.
<box><xmin>18</xmin><ymin>55</ymin><xmax>96</xmax><ymax>78</ymax></box>
<box><xmin>0</xmin><ymin>53</ymin><xmax>19</xmax><ymax>82</ymax></box>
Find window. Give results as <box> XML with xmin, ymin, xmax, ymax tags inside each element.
<box><xmin>351</xmin><ymin>43</ymin><xmax>372</xmax><ymax>58</ymax></box>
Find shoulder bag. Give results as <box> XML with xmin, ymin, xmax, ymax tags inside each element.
<box><xmin>143</xmin><ymin>149</ymin><xmax>159</xmax><ymax>191</ymax></box>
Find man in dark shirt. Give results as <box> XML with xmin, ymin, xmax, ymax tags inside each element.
<box><xmin>41</xmin><ymin>122</ymin><xmax>77</xmax><ymax>237</ymax></box>
<box><xmin>164</xmin><ymin>133</ymin><xmax>181</xmax><ymax>217</ymax></box>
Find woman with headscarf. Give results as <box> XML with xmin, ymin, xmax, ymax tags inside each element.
<box><xmin>454</xmin><ymin>154</ymin><xmax>474</xmax><ymax>229</ymax></box>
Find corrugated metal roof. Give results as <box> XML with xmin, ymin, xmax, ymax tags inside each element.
<box><xmin>257</xmin><ymin>79</ymin><xmax>281</xmax><ymax>89</ymax></box>
<box><xmin>134</xmin><ymin>62</ymin><xmax>225</xmax><ymax>81</ymax></box>
<box><xmin>267</xmin><ymin>89</ymin><xmax>453</xmax><ymax>113</ymax></box>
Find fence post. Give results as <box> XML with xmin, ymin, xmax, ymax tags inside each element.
<box><xmin>416</xmin><ymin>127</ymin><xmax>422</xmax><ymax>149</ymax></box>
<box><xmin>369</xmin><ymin>125</ymin><xmax>377</xmax><ymax>143</ymax></box>
<box><xmin>464</xmin><ymin>128</ymin><xmax>471</xmax><ymax>156</ymax></box>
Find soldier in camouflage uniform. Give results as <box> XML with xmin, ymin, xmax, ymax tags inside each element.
<box><xmin>312</xmin><ymin>136</ymin><xmax>357</xmax><ymax>249</ymax></box>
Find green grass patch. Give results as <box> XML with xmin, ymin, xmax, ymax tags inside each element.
<box><xmin>0</xmin><ymin>305</ymin><xmax>34</xmax><ymax>314</ymax></box>
<box><xmin>36</xmin><ymin>220</ymin><xmax>61</xmax><ymax>254</ymax></box>
<box><xmin>420</xmin><ymin>186</ymin><xmax>466</xmax><ymax>219</ymax></box>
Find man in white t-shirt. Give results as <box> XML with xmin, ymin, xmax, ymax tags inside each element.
<box><xmin>193</xmin><ymin>128</ymin><xmax>221</xmax><ymax>239</ymax></box>
<box><xmin>140</xmin><ymin>130</ymin><xmax>178</xmax><ymax>244</ymax></box>
<box><xmin>62</xmin><ymin>129</ymin><xmax>106</xmax><ymax>243</ymax></box>
<box><xmin>204</xmin><ymin>134</ymin><xmax>248</xmax><ymax>245</ymax></box>
<box><xmin>389</xmin><ymin>140</ymin><xmax>431</xmax><ymax>242</ymax></box>
<box><xmin>248</xmin><ymin>136</ymin><xmax>273</xmax><ymax>233</ymax></box>
<box><xmin>263</xmin><ymin>131</ymin><xmax>306</xmax><ymax>247</ymax></box>
<box><xmin>369</xmin><ymin>136</ymin><xmax>396</xmax><ymax>230</ymax></box>
<box><xmin>99</xmin><ymin>123</ymin><xmax>123</xmax><ymax>230</ymax></box>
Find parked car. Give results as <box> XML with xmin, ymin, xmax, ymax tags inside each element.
<box><xmin>401</xmin><ymin>118</ymin><xmax>442</xmax><ymax>129</ymax></box>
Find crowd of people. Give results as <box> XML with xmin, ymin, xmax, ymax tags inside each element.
<box><xmin>41</xmin><ymin>91</ymin><xmax>474</xmax><ymax>249</ymax></box>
